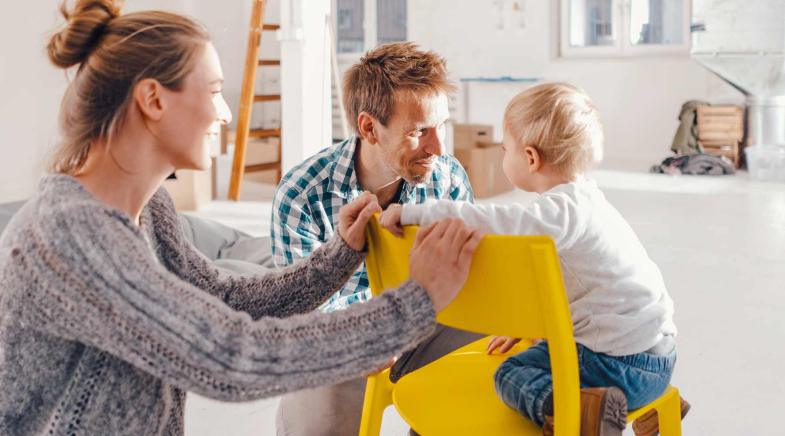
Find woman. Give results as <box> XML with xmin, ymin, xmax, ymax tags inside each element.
<box><xmin>0</xmin><ymin>1</ymin><xmax>481</xmax><ymax>434</ymax></box>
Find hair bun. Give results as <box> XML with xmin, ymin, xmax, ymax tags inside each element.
<box><xmin>47</xmin><ymin>0</ymin><xmax>123</xmax><ymax>69</ymax></box>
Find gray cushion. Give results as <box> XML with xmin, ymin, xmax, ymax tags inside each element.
<box><xmin>178</xmin><ymin>213</ymin><xmax>276</xmax><ymax>273</ymax></box>
<box><xmin>0</xmin><ymin>201</ymin><xmax>275</xmax><ymax>274</ymax></box>
<box><xmin>0</xmin><ymin>201</ymin><xmax>26</xmax><ymax>234</ymax></box>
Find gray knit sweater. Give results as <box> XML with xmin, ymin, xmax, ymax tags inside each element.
<box><xmin>0</xmin><ymin>174</ymin><xmax>437</xmax><ymax>435</ymax></box>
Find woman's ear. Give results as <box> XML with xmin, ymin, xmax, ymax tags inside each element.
<box><xmin>524</xmin><ymin>146</ymin><xmax>542</xmax><ymax>172</ymax></box>
<box><xmin>357</xmin><ymin>112</ymin><xmax>378</xmax><ymax>145</ymax></box>
<box><xmin>133</xmin><ymin>78</ymin><xmax>165</xmax><ymax>122</ymax></box>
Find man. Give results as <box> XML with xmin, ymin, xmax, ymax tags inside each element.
<box><xmin>271</xmin><ymin>42</ymin><xmax>481</xmax><ymax>435</ymax></box>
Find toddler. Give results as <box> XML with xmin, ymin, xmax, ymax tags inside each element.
<box><xmin>380</xmin><ymin>83</ymin><xmax>688</xmax><ymax>436</ymax></box>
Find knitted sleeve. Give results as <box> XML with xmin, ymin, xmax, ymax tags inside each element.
<box><xmin>9</xmin><ymin>204</ymin><xmax>436</xmax><ymax>402</ymax></box>
<box><xmin>148</xmin><ymin>189</ymin><xmax>363</xmax><ymax>319</ymax></box>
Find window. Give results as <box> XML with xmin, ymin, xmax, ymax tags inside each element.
<box><xmin>336</xmin><ymin>0</ymin><xmax>364</xmax><ymax>54</ymax></box>
<box><xmin>561</xmin><ymin>0</ymin><xmax>690</xmax><ymax>56</ymax></box>
<box><xmin>628</xmin><ymin>0</ymin><xmax>684</xmax><ymax>45</ymax></box>
<box><xmin>334</xmin><ymin>0</ymin><xmax>407</xmax><ymax>55</ymax></box>
<box><xmin>376</xmin><ymin>0</ymin><xmax>407</xmax><ymax>45</ymax></box>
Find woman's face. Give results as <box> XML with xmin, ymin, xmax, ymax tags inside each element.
<box><xmin>157</xmin><ymin>42</ymin><xmax>231</xmax><ymax>170</ymax></box>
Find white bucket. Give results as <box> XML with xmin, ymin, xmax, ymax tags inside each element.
<box><xmin>745</xmin><ymin>145</ymin><xmax>785</xmax><ymax>182</ymax></box>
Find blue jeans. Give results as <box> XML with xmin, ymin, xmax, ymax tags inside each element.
<box><xmin>494</xmin><ymin>342</ymin><xmax>676</xmax><ymax>427</ymax></box>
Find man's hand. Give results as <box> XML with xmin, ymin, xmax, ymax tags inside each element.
<box><xmin>486</xmin><ymin>336</ymin><xmax>521</xmax><ymax>354</ymax></box>
<box><xmin>338</xmin><ymin>192</ymin><xmax>382</xmax><ymax>251</ymax></box>
<box><xmin>379</xmin><ymin>204</ymin><xmax>404</xmax><ymax>237</ymax></box>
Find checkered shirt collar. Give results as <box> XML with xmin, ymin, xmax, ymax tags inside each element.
<box><xmin>327</xmin><ymin>136</ymin><xmax>420</xmax><ymax>203</ymax></box>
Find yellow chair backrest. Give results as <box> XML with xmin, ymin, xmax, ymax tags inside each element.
<box><xmin>364</xmin><ymin>216</ymin><xmax>581</xmax><ymax>433</ymax></box>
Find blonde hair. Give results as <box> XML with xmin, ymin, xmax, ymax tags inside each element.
<box><xmin>503</xmin><ymin>82</ymin><xmax>604</xmax><ymax>176</ymax></box>
<box><xmin>342</xmin><ymin>42</ymin><xmax>456</xmax><ymax>134</ymax></box>
<box><xmin>47</xmin><ymin>0</ymin><xmax>210</xmax><ymax>174</ymax></box>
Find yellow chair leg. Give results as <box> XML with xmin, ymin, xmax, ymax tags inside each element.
<box><xmin>358</xmin><ymin>369</ymin><xmax>394</xmax><ymax>436</ymax></box>
<box><xmin>657</xmin><ymin>388</ymin><xmax>683</xmax><ymax>436</ymax></box>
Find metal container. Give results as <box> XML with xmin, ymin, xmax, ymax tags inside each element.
<box><xmin>691</xmin><ymin>0</ymin><xmax>785</xmax><ymax>148</ymax></box>
<box><xmin>747</xmin><ymin>96</ymin><xmax>785</xmax><ymax>146</ymax></box>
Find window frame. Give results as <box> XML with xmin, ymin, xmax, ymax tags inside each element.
<box><xmin>332</xmin><ymin>0</ymin><xmax>407</xmax><ymax>62</ymax></box>
<box><xmin>560</xmin><ymin>0</ymin><xmax>691</xmax><ymax>58</ymax></box>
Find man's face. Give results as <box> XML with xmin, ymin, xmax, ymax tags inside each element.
<box><xmin>374</xmin><ymin>92</ymin><xmax>450</xmax><ymax>184</ymax></box>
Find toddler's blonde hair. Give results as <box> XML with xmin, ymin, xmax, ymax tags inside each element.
<box><xmin>503</xmin><ymin>82</ymin><xmax>604</xmax><ymax>176</ymax></box>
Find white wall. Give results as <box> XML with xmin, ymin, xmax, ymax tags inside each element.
<box><xmin>280</xmin><ymin>0</ymin><xmax>333</xmax><ymax>173</ymax></box>
<box><xmin>0</xmin><ymin>4</ymin><xmax>66</xmax><ymax>202</ymax></box>
<box><xmin>407</xmin><ymin>0</ymin><xmax>742</xmax><ymax>170</ymax></box>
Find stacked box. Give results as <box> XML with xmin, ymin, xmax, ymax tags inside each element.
<box><xmin>164</xmin><ymin>133</ymin><xmax>221</xmax><ymax>211</ymax></box>
<box><xmin>453</xmin><ymin>124</ymin><xmax>494</xmax><ymax>149</ymax></box>
<box><xmin>451</xmin><ymin>122</ymin><xmax>514</xmax><ymax>198</ymax></box>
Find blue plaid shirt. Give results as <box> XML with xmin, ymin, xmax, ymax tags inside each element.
<box><xmin>271</xmin><ymin>136</ymin><xmax>474</xmax><ymax>313</ymax></box>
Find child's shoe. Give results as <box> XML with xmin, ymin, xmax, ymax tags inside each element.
<box><xmin>631</xmin><ymin>396</ymin><xmax>691</xmax><ymax>436</ymax></box>
<box><xmin>542</xmin><ymin>387</ymin><xmax>627</xmax><ymax>436</ymax></box>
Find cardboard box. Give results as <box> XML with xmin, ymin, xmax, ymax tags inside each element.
<box><xmin>244</xmin><ymin>137</ymin><xmax>280</xmax><ymax>165</ymax></box>
<box><xmin>164</xmin><ymin>134</ymin><xmax>220</xmax><ymax>211</ymax></box>
<box><xmin>453</xmin><ymin>123</ymin><xmax>493</xmax><ymax>149</ymax></box>
<box><xmin>164</xmin><ymin>169</ymin><xmax>212</xmax><ymax>211</ymax></box>
<box><xmin>243</xmin><ymin>137</ymin><xmax>281</xmax><ymax>185</ymax></box>
<box><xmin>454</xmin><ymin>143</ymin><xmax>514</xmax><ymax>198</ymax></box>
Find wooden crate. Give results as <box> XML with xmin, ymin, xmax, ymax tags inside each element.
<box><xmin>699</xmin><ymin>140</ymin><xmax>740</xmax><ymax>167</ymax></box>
<box><xmin>696</xmin><ymin>105</ymin><xmax>744</xmax><ymax>167</ymax></box>
<box><xmin>696</xmin><ymin>106</ymin><xmax>743</xmax><ymax>139</ymax></box>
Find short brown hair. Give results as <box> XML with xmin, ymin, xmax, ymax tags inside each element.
<box><xmin>47</xmin><ymin>0</ymin><xmax>209</xmax><ymax>174</ymax></box>
<box><xmin>504</xmin><ymin>82</ymin><xmax>604</xmax><ymax>176</ymax></box>
<box><xmin>342</xmin><ymin>42</ymin><xmax>456</xmax><ymax>134</ymax></box>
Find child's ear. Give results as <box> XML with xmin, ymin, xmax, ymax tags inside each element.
<box><xmin>524</xmin><ymin>146</ymin><xmax>542</xmax><ymax>172</ymax></box>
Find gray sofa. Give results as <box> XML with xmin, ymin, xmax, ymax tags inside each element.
<box><xmin>0</xmin><ymin>201</ymin><xmax>275</xmax><ymax>274</ymax></box>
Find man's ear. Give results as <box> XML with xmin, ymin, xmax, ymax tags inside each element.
<box><xmin>133</xmin><ymin>78</ymin><xmax>165</xmax><ymax>122</ymax></box>
<box><xmin>524</xmin><ymin>146</ymin><xmax>542</xmax><ymax>172</ymax></box>
<box><xmin>357</xmin><ymin>112</ymin><xmax>379</xmax><ymax>145</ymax></box>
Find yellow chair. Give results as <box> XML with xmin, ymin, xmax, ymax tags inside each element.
<box><xmin>358</xmin><ymin>216</ymin><xmax>683</xmax><ymax>435</ymax></box>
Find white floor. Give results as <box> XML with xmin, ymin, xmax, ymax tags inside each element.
<box><xmin>185</xmin><ymin>164</ymin><xmax>785</xmax><ymax>435</ymax></box>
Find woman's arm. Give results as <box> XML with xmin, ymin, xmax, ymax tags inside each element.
<box><xmin>11</xmin><ymin>204</ymin><xmax>435</xmax><ymax>402</ymax></box>
<box><xmin>149</xmin><ymin>188</ymin><xmax>366</xmax><ymax>319</ymax></box>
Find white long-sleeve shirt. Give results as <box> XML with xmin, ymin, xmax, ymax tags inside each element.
<box><xmin>401</xmin><ymin>177</ymin><xmax>676</xmax><ymax>356</ymax></box>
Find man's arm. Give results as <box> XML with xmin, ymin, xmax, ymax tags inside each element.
<box><xmin>271</xmin><ymin>185</ymin><xmax>322</xmax><ymax>268</ymax></box>
<box><xmin>271</xmin><ymin>185</ymin><xmax>371</xmax><ymax>312</ymax></box>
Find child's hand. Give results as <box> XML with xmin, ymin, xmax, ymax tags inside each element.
<box><xmin>379</xmin><ymin>204</ymin><xmax>404</xmax><ymax>237</ymax></box>
<box><xmin>487</xmin><ymin>336</ymin><xmax>521</xmax><ymax>354</ymax></box>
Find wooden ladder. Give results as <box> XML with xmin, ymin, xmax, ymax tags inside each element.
<box><xmin>228</xmin><ymin>0</ymin><xmax>282</xmax><ymax>200</ymax></box>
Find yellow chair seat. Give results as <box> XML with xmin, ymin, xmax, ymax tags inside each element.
<box><xmin>393</xmin><ymin>338</ymin><xmax>539</xmax><ymax>435</ymax></box>
<box><xmin>392</xmin><ymin>337</ymin><xmax>683</xmax><ymax>435</ymax></box>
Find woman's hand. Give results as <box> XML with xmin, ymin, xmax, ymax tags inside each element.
<box><xmin>486</xmin><ymin>336</ymin><xmax>521</xmax><ymax>354</ymax></box>
<box><xmin>409</xmin><ymin>219</ymin><xmax>482</xmax><ymax>312</ymax></box>
<box><xmin>379</xmin><ymin>204</ymin><xmax>404</xmax><ymax>237</ymax></box>
<box><xmin>338</xmin><ymin>192</ymin><xmax>382</xmax><ymax>251</ymax></box>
